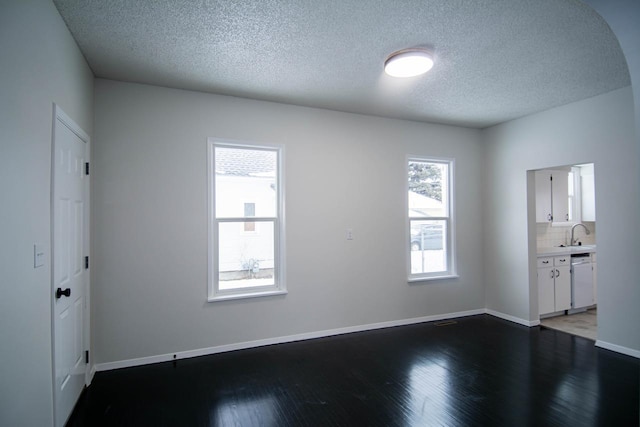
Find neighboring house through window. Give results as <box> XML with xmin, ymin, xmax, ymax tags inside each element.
<box><xmin>244</xmin><ymin>202</ymin><xmax>256</xmax><ymax>232</ymax></box>
<box><xmin>208</xmin><ymin>139</ymin><xmax>286</xmax><ymax>301</ymax></box>
<box><xmin>408</xmin><ymin>157</ymin><xmax>456</xmax><ymax>280</ymax></box>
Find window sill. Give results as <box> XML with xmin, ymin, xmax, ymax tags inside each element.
<box><xmin>208</xmin><ymin>289</ymin><xmax>287</xmax><ymax>303</ymax></box>
<box><xmin>408</xmin><ymin>274</ymin><xmax>459</xmax><ymax>283</ymax></box>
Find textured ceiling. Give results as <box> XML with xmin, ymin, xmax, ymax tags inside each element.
<box><xmin>53</xmin><ymin>0</ymin><xmax>630</xmax><ymax>128</ymax></box>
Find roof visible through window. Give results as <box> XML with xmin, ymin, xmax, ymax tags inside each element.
<box><xmin>215</xmin><ymin>147</ymin><xmax>276</xmax><ymax>177</ymax></box>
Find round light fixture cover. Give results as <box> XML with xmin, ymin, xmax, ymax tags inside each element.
<box><xmin>384</xmin><ymin>48</ymin><xmax>434</xmax><ymax>78</ymax></box>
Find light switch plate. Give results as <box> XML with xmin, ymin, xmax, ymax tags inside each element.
<box><xmin>346</xmin><ymin>228</ymin><xmax>354</xmax><ymax>240</ymax></box>
<box><xmin>34</xmin><ymin>244</ymin><xmax>45</xmax><ymax>268</ymax></box>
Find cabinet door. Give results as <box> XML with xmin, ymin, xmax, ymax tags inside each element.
<box><xmin>538</xmin><ymin>267</ymin><xmax>555</xmax><ymax>315</ymax></box>
<box><xmin>535</xmin><ymin>170</ymin><xmax>552</xmax><ymax>222</ymax></box>
<box><xmin>551</xmin><ymin>170</ymin><xmax>569</xmax><ymax>223</ymax></box>
<box><xmin>554</xmin><ymin>265</ymin><xmax>571</xmax><ymax>311</ymax></box>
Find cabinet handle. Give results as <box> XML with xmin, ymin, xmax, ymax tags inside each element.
<box><xmin>550</xmin><ymin>270</ymin><xmax>555</xmax><ymax>278</ymax></box>
<box><xmin>556</xmin><ymin>269</ymin><xmax>560</xmax><ymax>278</ymax></box>
<box><xmin>542</xmin><ymin>260</ymin><xmax>549</xmax><ymax>264</ymax></box>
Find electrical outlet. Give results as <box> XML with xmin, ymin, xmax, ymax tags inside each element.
<box><xmin>346</xmin><ymin>228</ymin><xmax>354</xmax><ymax>240</ymax></box>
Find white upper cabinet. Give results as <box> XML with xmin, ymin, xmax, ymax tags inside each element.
<box><xmin>552</xmin><ymin>170</ymin><xmax>569</xmax><ymax>223</ymax></box>
<box><xmin>535</xmin><ymin>170</ymin><xmax>552</xmax><ymax>222</ymax></box>
<box><xmin>535</xmin><ymin>169</ymin><xmax>569</xmax><ymax>223</ymax></box>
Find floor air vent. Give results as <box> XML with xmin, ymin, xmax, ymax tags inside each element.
<box><xmin>434</xmin><ymin>320</ymin><xmax>458</xmax><ymax>327</ymax></box>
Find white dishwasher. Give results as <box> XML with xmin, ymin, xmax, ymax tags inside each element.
<box><xmin>571</xmin><ymin>253</ymin><xmax>594</xmax><ymax>309</ymax></box>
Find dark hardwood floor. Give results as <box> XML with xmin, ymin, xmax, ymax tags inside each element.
<box><xmin>67</xmin><ymin>315</ymin><xmax>639</xmax><ymax>426</ymax></box>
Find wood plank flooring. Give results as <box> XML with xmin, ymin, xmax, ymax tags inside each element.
<box><xmin>67</xmin><ymin>315</ymin><xmax>639</xmax><ymax>426</ymax></box>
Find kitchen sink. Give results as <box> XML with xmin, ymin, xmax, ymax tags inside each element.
<box><xmin>570</xmin><ymin>244</ymin><xmax>595</xmax><ymax>252</ymax></box>
<box><xmin>538</xmin><ymin>245</ymin><xmax>596</xmax><ymax>256</ymax></box>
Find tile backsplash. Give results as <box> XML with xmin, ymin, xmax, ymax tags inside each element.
<box><xmin>536</xmin><ymin>222</ymin><xmax>596</xmax><ymax>249</ymax></box>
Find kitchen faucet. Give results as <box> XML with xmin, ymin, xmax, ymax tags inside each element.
<box><xmin>570</xmin><ymin>222</ymin><xmax>591</xmax><ymax>246</ymax></box>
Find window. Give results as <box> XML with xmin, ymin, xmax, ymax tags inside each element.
<box><xmin>208</xmin><ymin>139</ymin><xmax>285</xmax><ymax>301</ymax></box>
<box><xmin>568</xmin><ymin>170</ymin><xmax>575</xmax><ymax>221</ymax></box>
<box><xmin>408</xmin><ymin>158</ymin><xmax>456</xmax><ymax>280</ymax></box>
<box><xmin>244</xmin><ymin>203</ymin><xmax>256</xmax><ymax>232</ymax></box>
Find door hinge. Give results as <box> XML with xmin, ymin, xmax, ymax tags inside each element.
<box><xmin>85</xmin><ymin>162</ymin><xmax>90</xmax><ymax>176</ymax></box>
<box><xmin>85</xmin><ymin>256</ymin><xmax>89</xmax><ymax>269</ymax></box>
<box><xmin>85</xmin><ymin>350</ymin><xmax>89</xmax><ymax>364</ymax></box>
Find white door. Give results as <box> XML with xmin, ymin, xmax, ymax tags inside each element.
<box><xmin>52</xmin><ymin>105</ymin><xmax>90</xmax><ymax>427</ymax></box>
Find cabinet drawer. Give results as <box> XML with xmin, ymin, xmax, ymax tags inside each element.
<box><xmin>537</xmin><ymin>257</ymin><xmax>553</xmax><ymax>268</ymax></box>
<box><xmin>554</xmin><ymin>256</ymin><xmax>570</xmax><ymax>266</ymax></box>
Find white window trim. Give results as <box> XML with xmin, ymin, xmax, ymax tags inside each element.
<box><xmin>406</xmin><ymin>156</ymin><xmax>457</xmax><ymax>282</ymax></box>
<box><xmin>550</xmin><ymin>167</ymin><xmax>583</xmax><ymax>227</ymax></box>
<box><xmin>570</xmin><ymin>166</ymin><xmax>582</xmax><ymax>223</ymax></box>
<box><xmin>207</xmin><ymin>138</ymin><xmax>287</xmax><ymax>302</ymax></box>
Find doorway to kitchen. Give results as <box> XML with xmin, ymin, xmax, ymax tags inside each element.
<box><xmin>528</xmin><ymin>163</ymin><xmax>597</xmax><ymax>341</ymax></box>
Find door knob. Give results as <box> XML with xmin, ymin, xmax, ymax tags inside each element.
<box><xmin>56</xmin><ymin>288</ymin><xmax>71</xmax><ymax>299</ymax></box>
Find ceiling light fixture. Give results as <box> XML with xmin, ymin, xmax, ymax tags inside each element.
<box><xmin>384</xmin><ymin>48</ymin><xmax>434</xmax><ymax>78</ymax></box>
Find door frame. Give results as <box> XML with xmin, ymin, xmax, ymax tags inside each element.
<box><xmin>527</xmin><ymin>164</ymin><xmax>598</xmax><ymax>324</ymax></box>
<box><xmin>50</xmin><ymin>103</ymin><xmax>92</xmax><ymax>425</ymax></box>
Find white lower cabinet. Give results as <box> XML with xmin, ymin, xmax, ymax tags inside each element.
<box><xmin>538</xmin><ymin>265</ymin><xmax>555</xmax><ymax>315</ymax></box>
<box><xmin>538</xmin><ymin>256</ymin><xmax>571</xmax><ymax>315</ymax></box>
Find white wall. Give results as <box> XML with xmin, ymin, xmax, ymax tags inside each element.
<box><xmin>0</xmin><ymin>1</ymin><xmax>94</xmax><ymax>426</ymax></box>
<box><xmin>483</xmin><ymin>87</ymin><xmax>640</xmax><ymax>353</ymax></box>
<box><xmin>581</xmin><ymin>0</ymin><xmax>640</xmax><ymax>355</ymax></box>
<box><xmin>92</xmin><ymin>79</ymin><xmax>485</xmax><ymax>364</ymax></box>
<box><xmin>583</xmin><ymin>0</ymin><xmax>640</xmax><ymax>159</ymax></box>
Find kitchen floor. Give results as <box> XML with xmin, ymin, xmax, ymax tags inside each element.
<box><xmin>540</xmin><ymin>308</ymin><xmax>597</xmax><ymax>340</ymax></box>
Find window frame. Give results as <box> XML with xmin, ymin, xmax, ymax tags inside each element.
<box><xmin>568</xmin><ymin>166</ymin><xmax>583</xmax><ymax>223</ymax></box>
<box><xmin>407</xmin><ymin>156</ymin><xmax>457</xmax><ymax>282</ymax></box>
<box><xmin>207</xmin><ymin>138</ymin><xmax>286</xmax><ymax>302</ymax></box>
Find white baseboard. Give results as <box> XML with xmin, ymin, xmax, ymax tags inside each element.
<box><xmin>93</xmin><ymin>309</ymin><xmax>638</xmax><ymax>372</ymax></box>
<box><xmin>485</xmin><ymin>309</ymin><xmax>540</xmax><ymax>327</ymax></box>
<box><xmin>95</xmin><ymin>308</ymin><xmax>485</xmax><ymax>372</ymax></box>
<box><xmin>595</xmin><ymin>340</ymin><xmax>640</xmax><ymax>359</ymax></box>
<box><xmin>84</xmin><ymin>363</ymin><xmax>97</xmax><ymax>387</ymax></box>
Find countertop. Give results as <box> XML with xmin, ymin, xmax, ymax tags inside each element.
<box><xmin>537</xmin><ymin>245</ymin><xmax>596</xmax><ymax>257</ymax></box>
